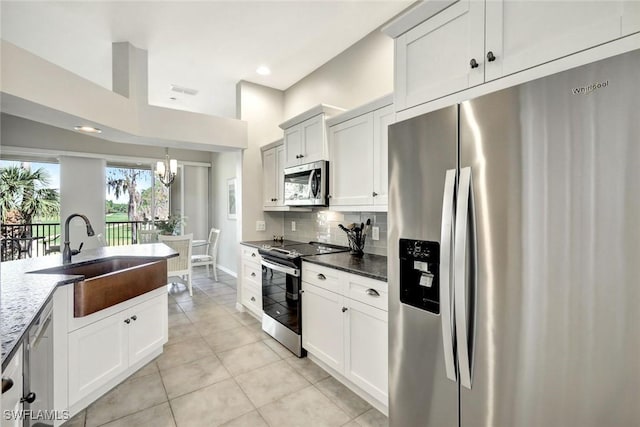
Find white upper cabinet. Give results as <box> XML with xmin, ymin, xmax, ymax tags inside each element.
<box><xmin>485</xmin><ymin>1</ymin><xmax>639</xmax><ymax>81</ymax></box>
<box><xmin>328</xmin><ymin>96</ymin><xmax>394</xmax><ymax>211</ymax></box>
<box><xmin>262</xmin><ymin>141</ymin><xmax>286</xmax><ymax>209</ymax></box>
<box><xmin>372</xmin><ymin>104</ymin><xmax>394</xmax><ymax>206</ymax></box>
<box><xmin>385</xmin><ymin>0</ymin><xmax>640</xmax><ymax>111</ymax></box>
<box><xmin>280</xmin><ymin>105</ymin><xmax>345</xmax><ymax>168</ymax></box>
<box><xmin>329</xmin><ymin>113</ymin><xmax>374</xmax><ymax>206</ymax></box>
<box><xmin>394</xmin><ymin>0</ymin><xmax>484</xmax><ymax>109</ymax></box>
<box><xmin>263</xmin><ymin>146</ymin><xmax>278</xmax><ymax>208</ymax></box>
<box><xmin>284</xmin><ymin>126</ymin><xmax>304</xmax><ymax>167</ymax></box>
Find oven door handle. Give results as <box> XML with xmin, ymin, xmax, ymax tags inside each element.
<box><xmin>261</xmin><ymin>259</ymin><xmax>300</xmax><ymax>277</ymax></box>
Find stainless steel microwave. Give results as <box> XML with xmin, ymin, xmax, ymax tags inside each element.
<box><xmin>283</xmin><ymin>160</ymin><xmax>328</xmax><ymax>206</ymax></box>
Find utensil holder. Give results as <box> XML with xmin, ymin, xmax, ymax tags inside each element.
<box><xmin>344</xmin><ymin>231</ymin><xmax>366</xmax><ymax>257</ymax></box>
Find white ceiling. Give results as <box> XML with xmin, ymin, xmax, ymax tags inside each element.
<box><xmin>1</xmin><ymin>1</ymin><xmax>412</xmax><ymax>119</ymax></box>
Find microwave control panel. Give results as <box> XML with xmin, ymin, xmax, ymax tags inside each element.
<box><xmin>399</xmin><ymin>238</ymin><xmax>440</xmax><ymax>314</ymax></box>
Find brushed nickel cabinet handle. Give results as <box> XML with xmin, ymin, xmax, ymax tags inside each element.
<box><xmin>251</xmin><ymin>253</ymin><xmax>256</xmax><ymax>257</ymax></box>
<box><xmin>131</xmin><ymin>315</ymin><xmax>137</xmax><ymax>321</ymax></box>
<box><xmin>470</xmin><ymin>58</ymin><xmax>479</xmax><ymax>69</ymax></box>
<box><xmin>251</xmin><ymin>296</ymin><xmax>256</xmax><ymax>302</ymax></box>
<box><xmin>251</xmin><ymin>272</ymin><xmax>256</xmax><ymax>277</ymax></box>
<box><xmin>317</xmin><ymin>273</ymin><xmax>326</xmax><ymax>280</ymax></box>
<box><xmin>341</xmin><ymin>307</ymin><xmax>348</xmax><ymax>313</ymax></box>
<box><xmin>487</xmin><ymin>51</ymin><xmax>496</xmax><ymax>62</ymax></box>
<box><xmin>124</xmin><ymin>318</ymin><xmax>131</xmax><ymax>324</ymax></box>
<box><xmin>366</xmin><ymin>289</ymin><xmax>380</xmax><ymax>297</ymax></box>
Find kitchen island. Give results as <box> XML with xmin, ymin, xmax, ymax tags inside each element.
<box><xmin>1</xmin><ymin>243</ymin><xmax>177</xmax><ymax>368</ymax></box>
<box><xmin>0</xmin><ymin>243</ymin><xmax>177</xmax><ymax>425</ymax></box>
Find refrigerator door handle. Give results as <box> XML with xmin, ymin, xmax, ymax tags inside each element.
<box><xmin>454</xmin><ymin>166</ymin><xmax>476</xmax><ymax>389</ymax></box>
<box><xmin>440</xmin><ymin>169</ymin><xmax>457</xmax><ymax>382</ymax></box>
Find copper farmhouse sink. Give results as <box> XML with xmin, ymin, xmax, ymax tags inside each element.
<box><xmin>32</xmin><ymin>257</ymin><xmax>167</xmax><ymax>317</ymax></box>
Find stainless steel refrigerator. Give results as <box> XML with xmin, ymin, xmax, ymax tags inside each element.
<box><xmin>388</xmin><ymin>49</ymin><xmax>640</xmax><ymax>427</ymax></box>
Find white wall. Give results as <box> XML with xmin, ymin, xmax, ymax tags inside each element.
<box><xmin>211</xmin><ymin>150</ymin><xmax>241</xmax><ymax>274</ymax></box>
<box><xmin>1</xmin><ymin>40</ymin><xmax>247</xmax><ymax>152</ymax></box>
<box><xmin>236</xmin><ymin>81</ymin><xmax>285</xmax><ymax>243</ymax></box>
<box><xmin>284</xmin><ymin>29</ymin><xmax>394</xmax><ymax>119</ymax></box>
<box><xmin>59</xmin><ymin>156</ymin><xmax>106</xmax><ymax>252</ymax></box>
<box><xmin>1</xmin><ymin>114</ymin><xmax>212</xmax><ymax>163</ymax></box>
<box><xmin>182</xmin><ymin>165</ymin><xmax>209</xmax><ymax>239</ymax></box>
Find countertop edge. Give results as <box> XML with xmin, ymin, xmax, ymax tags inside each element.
<box><xmin>302</xmin><ymin>256</ymin><xmax>388</xmax><ymax>282</ymax></box>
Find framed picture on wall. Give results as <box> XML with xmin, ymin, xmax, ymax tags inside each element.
<box><xmin>227</xmin><ymin>177</ymin><xmax>237</xmax><ymax>219</ymax></box>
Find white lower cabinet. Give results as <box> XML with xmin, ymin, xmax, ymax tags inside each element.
<box><xmin>301</xmin><ymin>283</ymin><xmax>344</xmax><ymax>373</ymax></box>
<box><xmin>240</xmin><ymin>244</ymin><xmax>262</xmax><ymax>316</ymax></box>
<box><xmin>301</xmin><ymin>262</ymin><xmax>388</xmax><ymax>407</ymax></box>
<box><xmin>68</xmin><ymin>293</ymin><xmax>167</xmax><ymax>406</ymax></box>
<box><xmin>1</xmin><ymin>345</ymin><xmax>24</xmax><ymax>427</ymax></box>
<box><xmin>344</xmin><ymin>298</ymin><xmax>388</xmax><ymax>404</ymax></box>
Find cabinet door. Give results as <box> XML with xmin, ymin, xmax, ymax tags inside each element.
<box><xmin>68</xmin><ymin>313</ymin><xmax>128</xmax><ymax>405</ymax></box>
<box><xmin>344</xmin><ymin>298</ymin><xmax>388</xmax><ymax>405</ymax></box>
<box><xmin>241</xmin><ymin>280</ymin><xmax>262</xmax><ymax>316</ymax></box>
<box><xmin>1</xmin><ymin>345</ymin><xmax>23</xmax><ymax>427</ymax></box>
<box><xmin>275</xmin><ymin>145</ymin><xmax>286</xmax><ymax>206</ymax></box>
<box><xmin>485</xmin><ymin>1</ymin><xmax>627</xmax><ymax>81</ymax></box>
<box><xmin>301</xmin><ymin>114</ymin><xmax>326</xmax><ymax>164</ymax></box>
<box><xmin>329</xmin><ymin>113</ymin><xmax>374</xmax><ymax>206</ymax></box>
<box><xmin>395</xmin><ymin>0</ymin><xmax>484</xmax><ymax>110</ymax></box>
<box><xmin>372</xmin><ymin>104</ymin><xmax>394</xmax><ymax>207</ymax></box>
<box><xmin>128</xmin><ymin>295</ymin><xmax>168</xmax><ymax>366</ymax></box>
<box><xmin>284</xmin><ymin>124</ymin><xmax>303</xmax><ymax>168</ymax></box>
<box><xmin>622</xmin><ymin>2</ymin><xmax>640</xmax><ymax>36</ymax></box>
<box><xmin>301</xmin><ymin>282</ymin><xmax>344</xmax><ymax>372</ymax></box>
<box><xmin>262</xmin><ymin>147</ymin><xmax>277</xmax><ymax>207</ymax></box>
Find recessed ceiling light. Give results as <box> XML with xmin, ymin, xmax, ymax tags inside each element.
<box><xmin>169</xmin><ymin>97</ymin><xmax>177</xmax><ymax>101</ymax></box>
<box><xmin>74</xmin><ymin>126</ymin><xmax>102</xmax><ymax>134</ymax></box>
<box><xmin>256</xmin><ymin>65</ymin><xmax>271</xmax><ymax>76</ymax></box>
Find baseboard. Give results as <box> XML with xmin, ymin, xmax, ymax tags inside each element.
<box><xmin>307</xmin><ymin>353</ymin><xmax>389</xmax><ymax>416</ymax></box>
<box><xmin>217</xmin><ymin>265</ymin><xmax>237</xmax><ymax>277</ymax></box>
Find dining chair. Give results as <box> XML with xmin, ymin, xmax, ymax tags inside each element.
<box><xmin>158</xmin><ymin>233</ymin><xmax>194</xmax><ymax>296</ymax></box>
<box><xmin>191</xmin><ymin>228</ymin><xmax>220</xmax><ymax>280</ymax></box>
<box><xmin>138</xmin><ymin>229</ymin><xmax>159</xmax><ymax>244</ymax></box>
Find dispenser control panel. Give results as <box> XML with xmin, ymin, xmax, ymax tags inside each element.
<box><xmin>399</xmin><ymin>238</ymin><xmax>440</xmax><ymax>314</ymax></box>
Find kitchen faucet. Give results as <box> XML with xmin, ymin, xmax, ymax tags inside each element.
<box><xmin>62</xmin><ymin>213</ymin><xmax>95</xmax><ymax>264</ymax></box>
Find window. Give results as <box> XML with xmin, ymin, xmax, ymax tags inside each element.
<box><xmin>106</xmin><ymin>165</ymin><xmax>169</xmax><ymax>245</ymax></box>
<box><xmin>0</xmin><ymin>160</ymin><xmax>61</xmax><ymax>259</ymax></box>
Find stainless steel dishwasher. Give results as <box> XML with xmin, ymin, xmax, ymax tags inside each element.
<box><xmin>24</xmin><ymin>300</ymin><xmax>54</xmax><ymax>427</ymax></box>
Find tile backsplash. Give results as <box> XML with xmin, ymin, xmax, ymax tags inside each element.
<box><xmin>283</xmin><ymin>211</ymin><xmax>387</xmax><ymax>256</ymax></box>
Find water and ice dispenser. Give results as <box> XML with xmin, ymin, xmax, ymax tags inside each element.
<box><xmin>399</xmin><ymin>239</ymin><xmax>440</xmax><ymax>314</ymax></box>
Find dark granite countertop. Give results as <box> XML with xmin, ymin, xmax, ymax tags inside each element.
<box><xmin>241</xmin><ymin>240</ymin><xmax>304</xmax><ymax>249</ymax></box>
<box><xmin>1</xmin><ymin>243</ymin><xmax>177</xmax><ymax>369</ymax></box>
<box><xmin>303</xmin><ymin>252</ymin><xmax>388</xmax><ymax>282</ymax></box>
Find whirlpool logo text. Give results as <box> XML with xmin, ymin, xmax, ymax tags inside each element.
<box><xmin>572</xmin><ymin>80</ymin><xmax>609</xmax><ymax>95</ymax></box>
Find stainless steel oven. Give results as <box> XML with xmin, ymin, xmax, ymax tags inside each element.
<box><xmin>260</xmin><ymin>254</ymin><xmax>305</xmax><ymax>357</ymax></box>
<box><xmin>283</xmin><ymin>160</ymin><xmax>328</xmax><ymax>206</ymax></box>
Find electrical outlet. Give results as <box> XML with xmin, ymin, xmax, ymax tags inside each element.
<box><xmin>372</xmin><ymin>226</ymin><xmax>380</xmax><ymax>241</ymax></box>
<box><xmin>291</xmin><ymin>221</ymin><xmax>296</xmax><ymax>232</ymax></box>
<box><xmin>256</xmin><ymin>220</ymin><xmax>266</xmax><ymax>231</ymax></box>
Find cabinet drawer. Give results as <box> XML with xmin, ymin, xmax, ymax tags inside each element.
<box><xmin>241</xmin><ymin>245</ymin><xmax>260</xmax><ymax>263</ymax></box>
<box><xmin>242</xmin><ymin>262</ymin><xmax>261</xmax><ymax>285</ymax></box>
<box><xmin>242</xmin><ymin>281</ymin><xmax>262</xmax><ymax>314</ymax></box>
<box><xmin>302</xmin><ymin>262</ymin><xmax>341</xmax><ymax>293</ymax></box>
<box><xmin>344</xmin><ymin>273</ymin><xmax>388</xmax><ymax>312</ymax></box>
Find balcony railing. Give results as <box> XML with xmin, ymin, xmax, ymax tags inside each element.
<box><xmin>1</xmin><ymin>221</ymin><xmax>158</xmax><ymax>261</ymax></box>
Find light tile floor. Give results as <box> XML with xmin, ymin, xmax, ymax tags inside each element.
<box><xmin>63</xmin><ymin>268</ymin><xmax>388</xmax><ymax>427</ymax></box>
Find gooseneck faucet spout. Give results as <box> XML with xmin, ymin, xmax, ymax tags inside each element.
<box><xmin>63</xmin><ymin>213</ymin><xmax>95</xmax><ymax>264</ymax></box>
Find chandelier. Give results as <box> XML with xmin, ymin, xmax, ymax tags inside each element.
<box><xmin>155</xmin><ymin>148</ymin><xmax>178</xmax><ymax>187</ymax></box>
